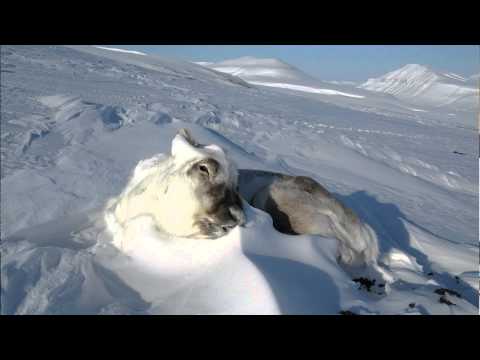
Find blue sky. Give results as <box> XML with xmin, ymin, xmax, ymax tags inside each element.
<box><xmin>115</xmin><ymin>45</ymin><xmax>479</xmax><ymax>82</ymax></box>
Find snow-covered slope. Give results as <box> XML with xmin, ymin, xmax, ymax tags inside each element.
<box><xmin>205</xmin><ymin>56</ymin><xmax>363</xmax><ymax>96</ymax></box>
<box><xmin>1</xmin><ymin>46</ymin><xmax>478</xmax><ymax>314</ymax></box>
<box><xmin>93</xmin><ymin>46</ymin><xmax>147</xmax><ymax>56</ymax></box>
<box><xmin>208</xmin><ymin>56</ymin><xmax>314</xmax><ymax>83</ymax></box>
<box><xmin>359</xmin><ymin>64</ymin><xmax>479</xmax><ymax>112</ymax></box>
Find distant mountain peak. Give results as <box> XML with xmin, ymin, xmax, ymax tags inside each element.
<box><xmin>380</xmin><ymin>64</ymin><xmax>437</xmax><ymax>81</ymax></box>
<box><xmin>369</xmin><ymin>64</ymin><xmax>470</xmax><ymax>85</ymax></box>
<box><xmin>359</xmin><ymin>63</ymin><xmax>477</xmax><ymax>110</ymax></box>
<box><xmin>205</xmin><ymin>56</ymin><xmax>311</xmax><ymax>82</ymax></box>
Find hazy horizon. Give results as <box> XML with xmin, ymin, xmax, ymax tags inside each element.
<box><xmin>106</xmin><ymin>45</ymin><xmax>479</xmax><ymax>82</ymax></box>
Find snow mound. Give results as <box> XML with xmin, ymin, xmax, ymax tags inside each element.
<box><xmin>3</xmin><ymin>194</ymin><xmax>355</xmax><ymax>314</ymax></box>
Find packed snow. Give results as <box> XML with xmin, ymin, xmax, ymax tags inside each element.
<box><xmin>1</xmin><ymin>45</ymin><xmax>478</xmax><ymax>315</ymax></box>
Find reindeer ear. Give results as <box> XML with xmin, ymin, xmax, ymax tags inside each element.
<box><xmin>178</xmin><ymin>128</ymin><xmax>200</xmax><ymax>147</ymax></box>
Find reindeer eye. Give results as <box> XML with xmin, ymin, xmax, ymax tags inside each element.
<box><xmin>198</xmin><ymin>164</ymin><xmax>209</xmax><ymax>176</ymax></box>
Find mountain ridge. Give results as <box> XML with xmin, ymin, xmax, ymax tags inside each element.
<box><xmin>359</xmin><ymin>63</ymin><xmax>478</xmax><ymax>110</ymax></box>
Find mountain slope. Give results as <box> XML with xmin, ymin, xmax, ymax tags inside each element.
<box><xmin>359</xmin><ymin>64</ymin><xmax>478</xmax><ymax>112</ymax></box>
<box><xmin>208</xmin><ymin>56</ymin><xmax>314</xmax><ymax>83</ymax></box>
<box><xmin>205</xmin><ymin>56</ymin><xmax>364</xmax><ymax>94</ymax></box>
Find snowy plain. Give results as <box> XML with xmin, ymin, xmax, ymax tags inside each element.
<box><xmin>1</xmin><ymin>45</ymin><xmax>478</xmax><ymax>315</ymax></box>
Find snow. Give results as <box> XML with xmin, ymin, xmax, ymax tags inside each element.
<box><xmin>408</xmin><ymin>107</ymin><xmax>428</xmax><ymax>113</ymax></box>
<box><xmin>248</xmin><ymin>82</ymin><xmax>365</xmax><ymax>98</ymax></box>
<box><xmin>201</xmin><ymin>57</ymin><xmax>477</xmax><ymax>129</ymax></box>
<box><xmin>443</xmin><ymin>73</ymin><xmax>467</xmax><ymax>82</ymax></box>
<box><xmin>1</xmin><ymin>45</ymin><xmax>478</xmax><ymax>315</ymax></box>
<box><xmin>359</xmin><ymin>64</ymin><xmax>478</xmax><ymax>113</ymax></box>
<box><xmin>93</xmin><ymin>46</ymin><xmax>147</xmax><ymax>56</ymax></box>
<box><xmin>209</xmin><ymin>56</ymin><xmax>308</xmax><ymax>81</ymax></box>
<box><xmin>193</xmin><ymin>61</ymin><xmax>214</xmax><ymax>66</ymax></box>
<box><xmin>325</xmin><ymin>80</ymin><xmax>358</xmax><ymax>86</ymax></box>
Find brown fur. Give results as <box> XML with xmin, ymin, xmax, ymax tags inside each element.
<box><xmin>240</xmin><ymin>169</ymin><xmax>378</xmax><ymax>266</ymax></box>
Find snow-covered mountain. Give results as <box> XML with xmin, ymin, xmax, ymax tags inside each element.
<box><xmin>204</xmin><ymin>56</ymin><xmax>363</xmax><ymax>95</ymax></box>
<box><xmin>359</xmin><ymin>64</ymin><xmax>479</xmax><ymax>112</ymax></box>
<box><xmin>207</xmin><ymin>56</ymin><xmax>314</xmax><ymax>83</ymax></box>
<box><xmin>1</xmin><ymin>46</ymin><xmax>478</xmax><ymax>315</ymax></box>
<box><xmin>200</xmin><ymin>58</ymin><xmax>477</xmax><ymax>128</ymax></box>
